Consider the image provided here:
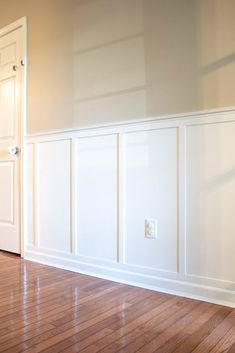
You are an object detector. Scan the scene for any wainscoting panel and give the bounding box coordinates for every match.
[24,109,235,307]
[74,135,118,262]
[0,162,14,224]
[124,128,178,272]
[24,144,34,247]
[35,140,71,253]
[186,121,235,283]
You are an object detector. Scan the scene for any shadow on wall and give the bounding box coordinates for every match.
[143,0,200,117]
[72,0,147,126]
[197,0,235,109]
[201,53,235,75]
[71,0,235,127]
[1,0,230,132]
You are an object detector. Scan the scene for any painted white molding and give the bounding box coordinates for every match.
[24,250,235,308]
[0,17,27,38]
[24,109,235,307]
[26,106,235,142]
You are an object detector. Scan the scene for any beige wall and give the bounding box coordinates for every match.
[0,0,234,133]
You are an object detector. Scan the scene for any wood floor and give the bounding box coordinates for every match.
[0,252,234,353]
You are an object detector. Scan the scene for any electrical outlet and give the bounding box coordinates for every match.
[145,219,158,239]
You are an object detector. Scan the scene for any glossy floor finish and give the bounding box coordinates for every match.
[0,252,235,353]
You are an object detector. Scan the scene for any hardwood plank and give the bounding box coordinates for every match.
[116,302,218,353]
[0,251,234,353]
[168,306,232,353]
[191,310,235,353]
[60,297,191,353]
[209,326,235,353]
[24,294,170,353]
[3,291,165,352]
[227,343,235,353]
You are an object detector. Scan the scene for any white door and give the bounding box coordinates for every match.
[0,26,24,254]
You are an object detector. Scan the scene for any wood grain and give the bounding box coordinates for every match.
[0,251,234,353]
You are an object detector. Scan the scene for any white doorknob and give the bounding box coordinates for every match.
[8,146,20,155]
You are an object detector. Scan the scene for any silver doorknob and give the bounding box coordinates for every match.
[13,65,18,71]
[8,146,20,155]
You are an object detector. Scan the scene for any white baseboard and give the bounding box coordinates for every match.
[24,250,235,308]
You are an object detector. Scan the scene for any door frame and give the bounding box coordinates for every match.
[0,17,28,256]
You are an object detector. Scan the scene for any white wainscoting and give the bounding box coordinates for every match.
[75,135,118,262]
[24,109,235,307]
[123,128,178,272]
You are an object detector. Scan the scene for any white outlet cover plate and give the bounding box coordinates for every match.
[145,219,158,239]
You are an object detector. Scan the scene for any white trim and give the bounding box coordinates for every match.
[0,17,26,38]
[178,125,186,275]
[33,143,39,248]
[24,250,235,308]
[25,107,235,143]
[24,244,235,290]
[117,133,125,264]
[26,106,235,136]
[71,139,77,255]
[176,127,180,273]
[20,17,28,257]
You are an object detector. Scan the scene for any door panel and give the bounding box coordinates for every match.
[0,32,18,67]
[0,43,16,66]
[0,77,15,138]
[0,162,14,223]
[0,26,23,254]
